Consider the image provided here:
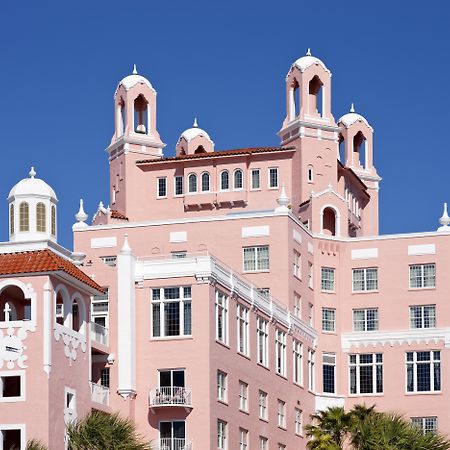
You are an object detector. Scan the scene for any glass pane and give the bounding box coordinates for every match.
[160,371,171,387]
[184,302,192,335]
[173,370,185,387]
[152,304,161,337]
[164,302,180,336]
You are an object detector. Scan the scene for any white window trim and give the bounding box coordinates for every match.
[293,339,303,386]
[187,173,197,193]
[257,317,269,368]
[258,390,268,421]
[352,308,379,332]
[0,370,25,403]
[233,169,244,191]
[173,176,184,197]
[349,353,383,396]
[409,305,436,329]
[295,408,303,436]
[220,170,230,191]
[242,245,270,272]
[321,308,336,333]
[275,329,287,377]
[0,424,26,450]
[217,371,227,403]
[321,267,335,292]
[238,381,248,412]
[307,165,314,183]
[405,350,441,394]
[268,167,279,189]
[409,263,436,290]
[215,291,229,345]
[277,399,286,428]
[156,177,167,198]
[200,171,211,192]
[352,267,379,292]
[250,168,261,191]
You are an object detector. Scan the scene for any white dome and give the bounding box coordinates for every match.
[178,118,213,144]
[8,168,57,201]
[339,106,372,130]
[292,50,330,74]
[115,65,155,96]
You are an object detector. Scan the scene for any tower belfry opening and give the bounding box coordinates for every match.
[353,131,367,169]
[134,94,148,134]
[309,75,323,116]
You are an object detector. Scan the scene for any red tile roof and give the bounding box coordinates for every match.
[136,146,295,165]
[0,249,103,292]
[110,210,129,221]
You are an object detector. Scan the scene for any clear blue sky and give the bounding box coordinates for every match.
[0,1,449,249]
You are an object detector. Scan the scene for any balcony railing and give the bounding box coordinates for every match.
[90,321,109,346]
[153,438,192,450]
[90,382,109,406]
[149,387,192,408]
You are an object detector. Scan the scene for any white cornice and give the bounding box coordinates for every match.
[0,239,72,258]
[310,185,346,203]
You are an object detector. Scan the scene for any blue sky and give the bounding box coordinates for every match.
[0,1,449,248]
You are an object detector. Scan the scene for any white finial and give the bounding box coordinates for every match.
[350,103,355,113]
[75,199,88,223]
[120,233,132,254]
[29,167,36,178]
[132,64,137,75]
[193,117,198,128]
[306,48,311,56]
[275,182,290,213]
[438,202,450,232]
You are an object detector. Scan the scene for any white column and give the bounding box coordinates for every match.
[43,281,52,376]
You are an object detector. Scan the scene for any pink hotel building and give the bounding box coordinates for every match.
[1,51,450,449]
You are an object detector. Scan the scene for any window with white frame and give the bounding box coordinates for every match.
[215,291,228,344]
[188,173,197,193]
[349,353,383,394]
[151,287,192,337]
[352,268,378,292]
[239,428,248,450]
[322,308,336,332]
[307,165,314,183]
[217,371,227,402]
[411,417,438,435]
[0,426,24,450]
[91,289,109,331]
[259,390,268,420]
[237,304,249,356]
[243,246,269,271]
[308,262,314,288]
[269,167,279,188]
[278,444,286,450]
[239,381,248,412]
[410,305,436,329]
[220,170,230,190]
[406,351,441,392]
[323,353,336,394]
[234,169,244,190]
[308,349,315,391]
[251,169,261,189]
[294,293,301,319]
[174,176,183,196]
[201,172,210,192]
[217,420,227,450]
[295,408,303,435]
[275,329,287,376]
[293,339,303,386]
[308,303,314,326]
[100,368,110,388]
[257,317,269,367]
[277,400,286,428]
[171,251,187,259]
[321,267,335,291]
[293,250,301,278]
[409,264,436,289]
[157,177,167,198]
[0,371,25,402]
[352,308,378,332]
[64,387,77,423]
[259,436,268,450]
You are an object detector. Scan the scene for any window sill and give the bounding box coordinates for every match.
[259,417,269,423]
[276,373,288,381]
[295,433,304,438]
[268,187,279,190]
[408,287,436,291]
[348,393,384,397]
[321,331,337,335]
[215,340,230,349]
[293,381,304,389]
[243,270,270,274]
[156,196,168,200]
[405,391,441,396]
[352,290,379,294]
[237,351,251,361]
[239,409,250,415]
[278,425,287,431]
[217,399,228,406]
[321,290,336,294]
[150,336,193,341]
[250,188,261,192]
[257,362,270,371]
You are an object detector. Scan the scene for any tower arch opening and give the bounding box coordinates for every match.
[322,206,338,236]
[0,285,30,322]
[308,75,324,117]
[134,94,149,134]
[353,131,367,169]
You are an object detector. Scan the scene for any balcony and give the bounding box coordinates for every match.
[90,382,109,406]
[149,387,193,412]
[91,322,109,346]
[152,438,192,450]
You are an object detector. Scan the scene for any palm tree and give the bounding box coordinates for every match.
[25,440,47,450]
[67,410,151,450]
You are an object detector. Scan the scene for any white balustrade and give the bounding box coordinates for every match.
[90,382,109,406]
[90,321,109,346]
[149,386,192,407]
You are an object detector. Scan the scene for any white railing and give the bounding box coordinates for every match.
[155,438,192,450]
[90,382,109,406]
[90,322,109,346]
[149,387,192,407]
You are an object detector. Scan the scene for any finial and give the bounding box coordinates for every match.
[120,233,132,254]
[350,103,355,113]
[29,167,36,178]
[275,182,290,213]
[132,64,137,75]
[306,48,311,56]
[193,117,198,128]
[438,202,450,232]
[75,199,88,223]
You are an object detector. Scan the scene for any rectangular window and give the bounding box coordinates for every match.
[157,177,167,198]
[91,288,109,338]
[237,304,249,356]
[239,381,248,412]
[151,287,192,338]
[174,176,184,196]
[323,353,336,394]
[277,400,286,428]
[100,368,110,388]
[294,293,301,319]
[275,329,287,377]
[353,308,379,332]
[349,353,383,394]
[0,427,24,450]
[217,371,227,402]
[217,420,227,450]
[308,262,314,288]
[257,317,269,367]
[215,291,228,345]
[322,308,336,332]
[243,246,269,271]
[321,267,335,291]
[409,264,436,289]
[171,251,187,259]
[295,408,303,436]
[259,390,268,420]
[352,268,378,291]
[293,250,301,278]
[269,167,279,188]
[406,351,441,392]
[259,436,268,450]
[308,349,315,391]
[239,428,248,450]
[410,305,436,329]
[308,303,313,326]
[0,371,24,402]
[251,169,261,189]
[293,339,303,386]
[411,417,438,435]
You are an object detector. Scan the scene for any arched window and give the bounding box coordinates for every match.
[36,202,46,232]
[307,165,314,183]
[220,171,229,190]
[19,202,29,232]
[188,174,197,193]
[134,94,148,134]
[201,172,210,192]
[353,131,366,169]
[51,206,56,236]
[322,207,337,236]
[9,204,14,235]
[309,76,323,116]
[234,169,243,190]
[0,285,30,322]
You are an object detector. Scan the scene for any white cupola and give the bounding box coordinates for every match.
[176,118,215,156]
[7,167,58,243]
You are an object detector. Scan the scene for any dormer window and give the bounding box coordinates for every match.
[19,202,29,232]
